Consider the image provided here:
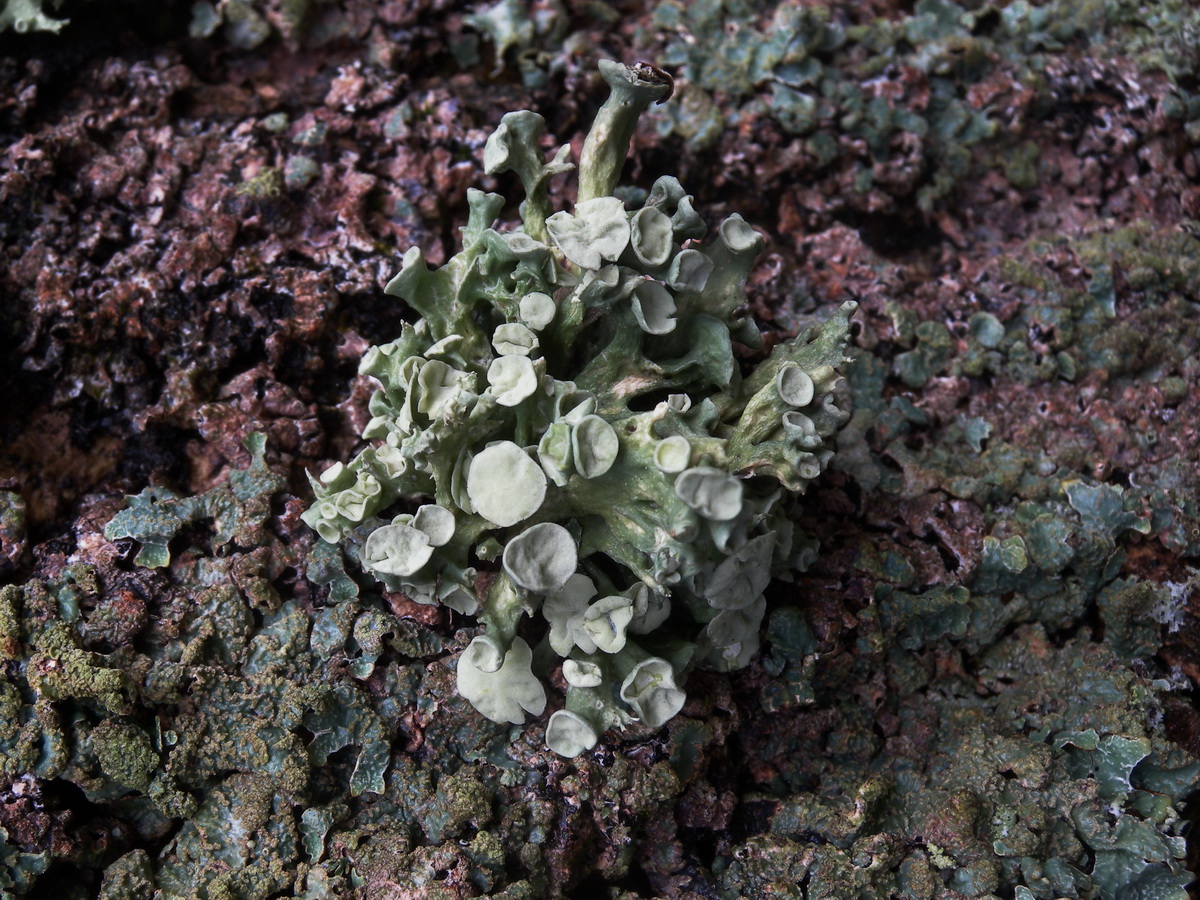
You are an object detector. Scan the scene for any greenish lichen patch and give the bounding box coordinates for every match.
[103,433,285,569]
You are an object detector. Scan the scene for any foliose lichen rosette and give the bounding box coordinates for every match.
[303,61,857,757]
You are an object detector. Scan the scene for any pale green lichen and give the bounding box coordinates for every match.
[303,60,856,756]
[0,0,68,34]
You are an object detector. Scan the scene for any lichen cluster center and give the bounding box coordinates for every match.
[303,60,856,756]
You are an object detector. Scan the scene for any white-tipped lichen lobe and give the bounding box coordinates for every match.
[303,61,855,756]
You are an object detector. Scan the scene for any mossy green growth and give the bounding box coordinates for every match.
[90,719,158,791]
[303,61,857,756]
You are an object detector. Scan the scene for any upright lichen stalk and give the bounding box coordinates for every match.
[577,60,672,203]
[302,61,857,756]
